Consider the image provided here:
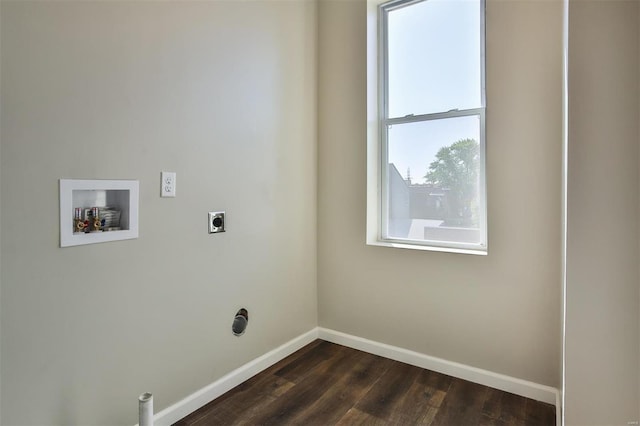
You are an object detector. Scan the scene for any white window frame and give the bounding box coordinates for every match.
[366,0,488,255]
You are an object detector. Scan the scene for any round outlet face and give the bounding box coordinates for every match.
[208,211,225,233]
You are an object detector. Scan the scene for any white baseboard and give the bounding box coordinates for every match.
[150,327,561,426]
[318,327,560,407]
[152,328,319,426]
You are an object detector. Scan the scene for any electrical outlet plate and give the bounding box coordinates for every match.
[161,172,176,197]
[208,211,225,233]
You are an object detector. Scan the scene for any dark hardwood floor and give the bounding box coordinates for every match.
[174,340,556,426]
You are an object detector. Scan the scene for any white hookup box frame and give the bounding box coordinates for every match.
[59,179,139,247]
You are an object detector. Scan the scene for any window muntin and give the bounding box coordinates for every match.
[378,0,486,252]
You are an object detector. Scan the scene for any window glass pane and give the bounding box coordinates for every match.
[386,116,482,245]
[387,0,482,118]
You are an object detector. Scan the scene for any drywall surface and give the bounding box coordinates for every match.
[565,0,640,424]
[0,1,317,424]
[318,0,563,388]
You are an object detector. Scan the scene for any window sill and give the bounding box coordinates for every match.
[366,239,488,256]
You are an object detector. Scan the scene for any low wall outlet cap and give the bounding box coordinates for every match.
[232,308,248,336]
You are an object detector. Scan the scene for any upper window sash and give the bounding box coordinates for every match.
[379,0,486,120]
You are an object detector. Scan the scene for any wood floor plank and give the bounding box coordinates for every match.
[497,392,527,424]
[524,398,556,425]
[432,378,489,425]
[482,387,503,419]
[414,369,452,407]
[478,414,510,426]
[445,378,490,408]
[482,388,527,424]
[335,408,387,426]
[386,369,449,425]
[387,382,442,425]
[432,402,484,426]
[355,360,423,421]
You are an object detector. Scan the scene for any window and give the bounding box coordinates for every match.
[367,0,487,254]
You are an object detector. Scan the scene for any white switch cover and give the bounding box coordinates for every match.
[161,172,176,197]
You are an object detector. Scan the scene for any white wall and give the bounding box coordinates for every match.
[0,1,317,424]
[565,0,640,424]
[318,0,563,388]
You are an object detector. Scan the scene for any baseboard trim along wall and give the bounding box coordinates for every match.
[149,327,560,426]
[150,329,319,426]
